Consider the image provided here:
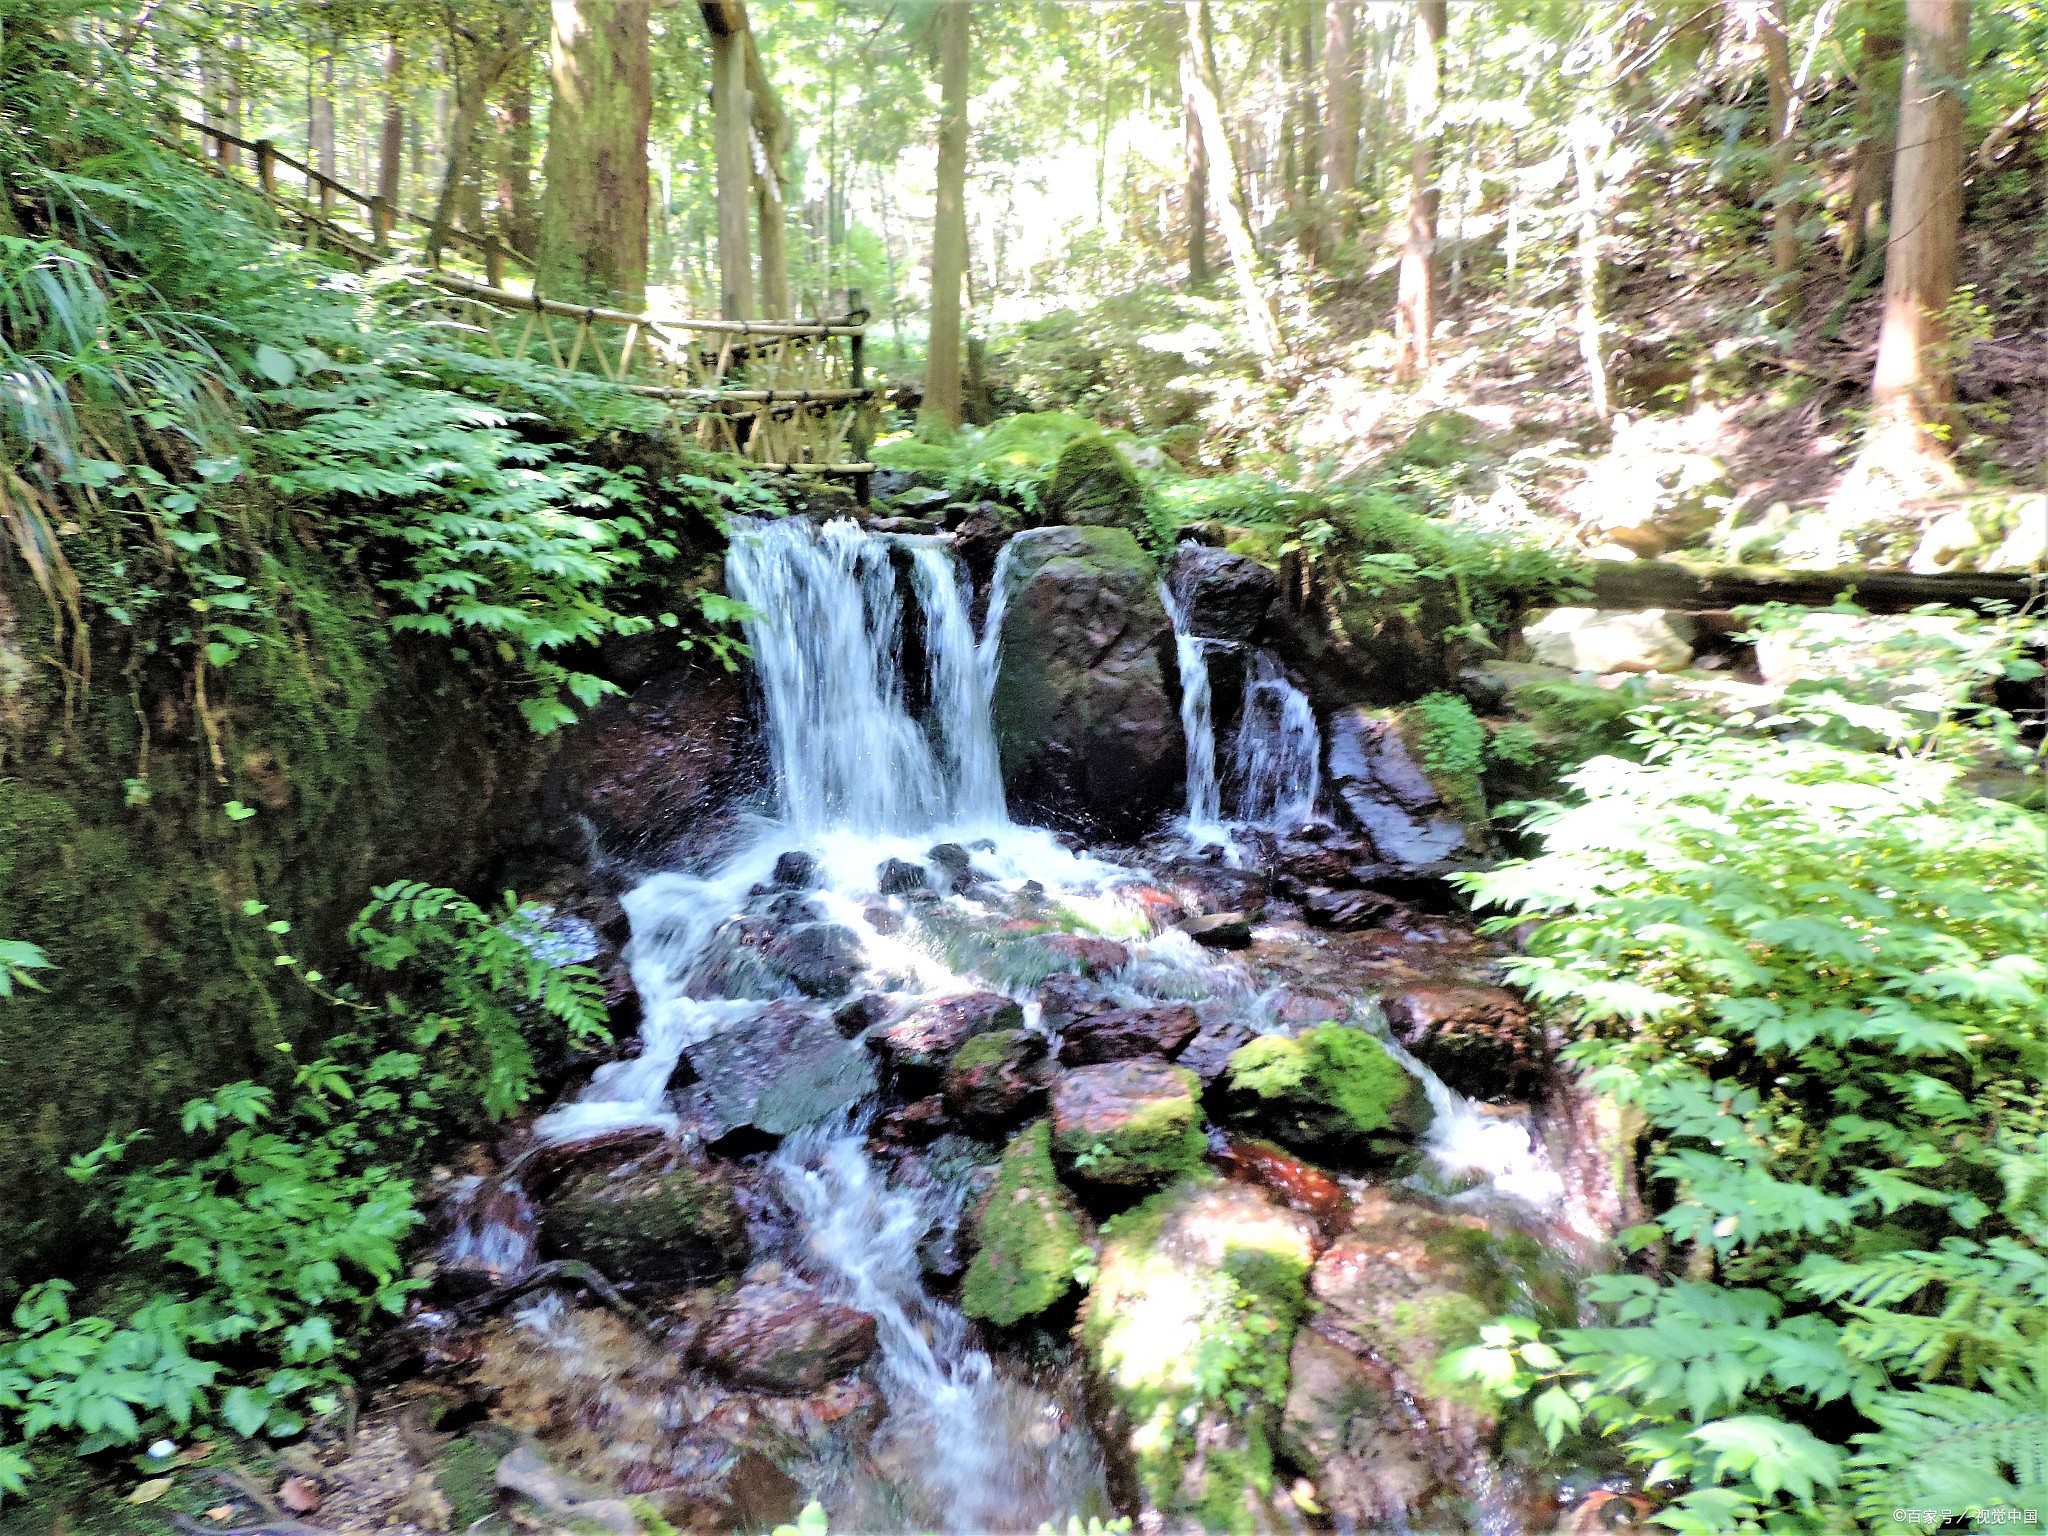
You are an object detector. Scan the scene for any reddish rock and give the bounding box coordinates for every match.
[1049,1059,1206,1189]
[1176,1017,1255,1084]
[1036,973,1114,1028]
[1035,933,1131,977]
[873,1095,953,1147]
[1058,1004,1200,1066]
[1213,1135,1347,1229]
[694,1274,879,1393]
[1303,888,1405,931]
[942,1029,1052,1131]
[873,991,1023,1073]
[1384,985,1538,1102]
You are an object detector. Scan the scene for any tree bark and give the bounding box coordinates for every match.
[1185,91,1210,287]
[1394,0,1445,380]
[922,0,971,431]
[1857,0,1969,482]
[1842,0,1904,269]
[1570,114,1612,422]
[499,52,536,256]
[426,8,531,269]
[1759,0,1801,302]
[376,42,404,241]
[704,1,754,319]
[1319,0,1359,251]
[745,24,793,318]
[536,0,651,308]
[1183,0,1282,368]
[309,35,336,181]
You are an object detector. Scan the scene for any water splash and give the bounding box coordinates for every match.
[1231,651,1320,830]
[1160,577,1227,838]
[908,541,1006,825]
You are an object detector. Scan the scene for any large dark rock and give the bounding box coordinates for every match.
[1219,1023,1432,1165]
[943,1028,1052,1131]
[873,991,1023,1074]
[1058,1004,1200,1066]
[1166,544,1278,642]
[1037,973,1115,1029]
[546,666,762,856]
[765,923,865,999]
[694,1271,879,1393]
[1033,933,1130,977]
[1384,985,1539,1103]
[1326,706,1490,873]
[989,526,1183,838]
[542,1153,750,1287]
[680,1002,877,1140]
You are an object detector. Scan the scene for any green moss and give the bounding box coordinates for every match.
[1223,1024,1430,1160]
[961,1120,1089,1327]
[1052,1064,1207,1189]
[1046,434,1145,528]
[951,1027,1025,1074]
[436,1434,506,1528]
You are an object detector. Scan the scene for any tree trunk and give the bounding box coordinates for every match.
[1842,0,1904,269]
[538,0,652,309]
[500,53,535,256]
[922,0,971,431]
[704,2,754,319]
[376,42,404,241]
[1183,0,1282,368]
[1570,115,1611,421]
[1856,0,1969,484]
[1394,0,1445,379]
[1185,91,1210,287]
[425,80,486,264]
[1759,0,1801,305]
[1319,0,1359,251]
[745,24,793,319]
[309,37,336,181]
[1297,12,1320,260]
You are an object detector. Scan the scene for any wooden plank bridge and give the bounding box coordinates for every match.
[167,114,878,494]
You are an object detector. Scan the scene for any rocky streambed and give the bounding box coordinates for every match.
[309,513,1640,1535]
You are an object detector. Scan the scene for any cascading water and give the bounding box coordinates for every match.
[1231,651,1321,830]
[1161,580,1225,835]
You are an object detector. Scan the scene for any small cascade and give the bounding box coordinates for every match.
[977,538,1019,693]
[1160,579,1226,834]
[1231,650,1321,830]
[909,542,1006,824]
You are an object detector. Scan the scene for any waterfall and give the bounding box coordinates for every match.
[1231,651,1320,830]
[909,542,1006,825]
[1160,580,1225,834]
[977,538,1018,694]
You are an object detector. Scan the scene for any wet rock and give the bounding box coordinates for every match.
[1213,1134,1347,1229]
[546,667,762,856]
[771,851,818,889]
[1524,607,1696,674]
[866,515,940,536]
[761,890,824,926]
[831,991,906,1039]
[1303,887,1405,931]
[1385,985,1539,1103]
[764,922,865,999]
[1037,973,1115,1029]
[1326,706,1490,873]
[1178,913,1252,949]
[876,857,929,895]
[1280,1327,1445,1528]
[1219,1023,1432,1165]
[436,1172,540,1297]
[1033,932,1131,977]
[1050,1059,1207,1191]
[542,1155,749,1288]
[1307,1188,1576,1453]
[943,1028,1052,1131]
[960,1121,1089,1327]
[682,1002,878,1140]
[989,525,1183,839]
[926,842,972,876]
[863,902,902,935]
[496,1442,638,1536]
[1166,544,1279,642]
[1080,1178,1317,1528]
[874,991,1023,1074]
[1271,832,1384,896]
[1175,1017,1255,1085]
[694,1273,879,1393]
[1058,1004,1200,1066]
[872,1095,953,1149]
[1045,434,1145,528]
[879,480,950,513]
[951,502,1015,581]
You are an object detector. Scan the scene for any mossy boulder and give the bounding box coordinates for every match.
[1045,434,1145,528]
[1079,1177,1318,1533]
[943,1026,1051,1131]
[1050,1058,1208,1191]
[1221,1024,1432,1164]
[543,1158,751,1287]
[989,525,1181,838]
[960,1120,1089,1327]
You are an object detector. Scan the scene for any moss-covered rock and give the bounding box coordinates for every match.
[1045,434,1145,528]
[1221,1024,1432,1164]
[1050,1058,1208,1191]
[943,1027,1051,1131]
[542,1158,751,1287]
[960,1120,1089,1327]
[1079,1177,1318,1533]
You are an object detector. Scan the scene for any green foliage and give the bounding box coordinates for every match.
[1050,1065,1206,1189]
[1453,697,2048,1531]
[1405,692,1489,821]
[873,411,1100,514]
[0,944,49,1001]
[346,881,608,1125]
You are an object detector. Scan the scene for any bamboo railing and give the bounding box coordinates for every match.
[167,113,878,488]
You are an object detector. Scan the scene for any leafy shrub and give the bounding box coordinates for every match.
[873,410,1101,514]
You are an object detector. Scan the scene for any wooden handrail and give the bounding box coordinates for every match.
[428,271,864,338]
[1587,558,2044,615]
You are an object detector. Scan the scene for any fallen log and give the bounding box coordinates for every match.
[1588,559,2042,615]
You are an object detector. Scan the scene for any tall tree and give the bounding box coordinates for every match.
[375,40,404,243]
[537,0,652,308]
[1182,0,1281,368]
[1842,0,1905,269]
[497,51,536,255]
[703,0,754,318]
[922,0,971,430]
[425,2,534,268]
[309,32,337,181]
[1856,0,1970,484]
[1758,0,1800,302]
[745,26,793,318]
[1184,91,1210,287]
[1318,0,1359,253]
[1394,0,1445,379]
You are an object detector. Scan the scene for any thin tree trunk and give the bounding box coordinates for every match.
[922,0,971,431]
[1857,0,1969,482]
[745,23,793,319]
[1570,115,1611,422]
[1394,0,1445,379]
[425,81,485,264]
[1319,0,1358,252]
[500,53,535,255]
[1842,0,1904,269]
[376,42,404,241]
[1185,92,1211,287]
[537,0,652,308]
[1759,0,1801,306]
[1297,11,1320,260]
[1183,0,1281,368]
[309,36,336,180]
[705,2,754,319]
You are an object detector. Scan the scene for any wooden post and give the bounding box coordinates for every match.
[318,175,335,219]
[372,195,394,249]
[847,286,871,505]
[486,236,505,288]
